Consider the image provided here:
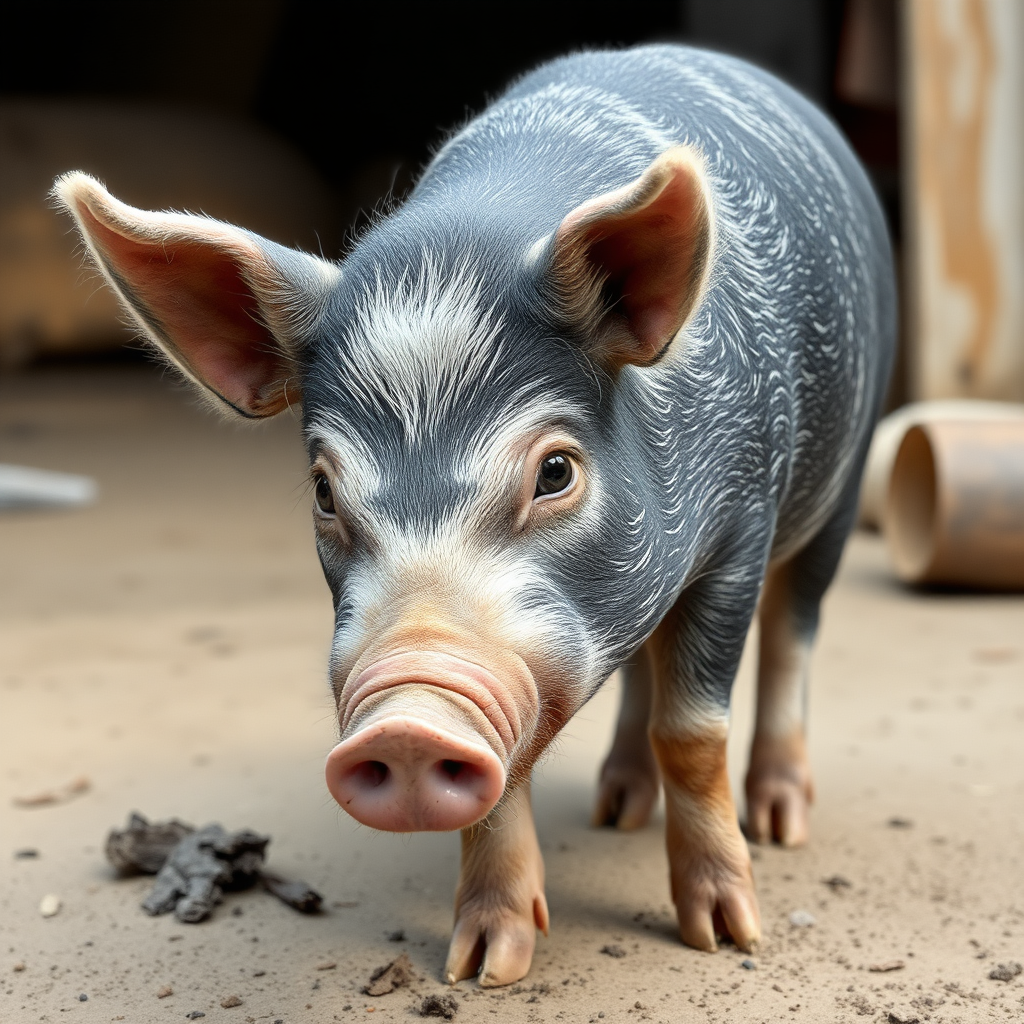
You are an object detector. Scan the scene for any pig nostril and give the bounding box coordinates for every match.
[438,758,482,785]
[354,760,389,788]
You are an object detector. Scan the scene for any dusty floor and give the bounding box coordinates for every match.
[1,364,1023,1024]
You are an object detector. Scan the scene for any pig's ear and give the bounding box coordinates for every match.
[546,146,713,371]
[53,172,341,418]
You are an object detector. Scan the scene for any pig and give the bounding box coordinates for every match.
[56,44,895,987]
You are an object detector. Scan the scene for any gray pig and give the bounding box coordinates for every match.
[57,44,894,987]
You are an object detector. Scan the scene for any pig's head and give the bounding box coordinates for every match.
[54,146,712,832]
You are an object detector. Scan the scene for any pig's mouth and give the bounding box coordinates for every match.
[325,652,528,832]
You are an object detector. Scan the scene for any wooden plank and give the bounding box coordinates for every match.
[903,0,1024,400]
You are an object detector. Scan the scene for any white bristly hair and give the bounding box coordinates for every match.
[330,253,508,444]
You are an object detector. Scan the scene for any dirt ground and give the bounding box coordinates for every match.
[2,363,1022,1024]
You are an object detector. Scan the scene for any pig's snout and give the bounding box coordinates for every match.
[326,653,526,833]
[325,714,505,832]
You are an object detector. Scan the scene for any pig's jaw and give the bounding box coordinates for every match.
[325,650,536,832]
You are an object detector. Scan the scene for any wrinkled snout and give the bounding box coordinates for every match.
[325,653,521,832]
[325,713,505,832]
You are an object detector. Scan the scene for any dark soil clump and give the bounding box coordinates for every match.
[419,993,459,1019]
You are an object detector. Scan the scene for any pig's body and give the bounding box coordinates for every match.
[58,44,894,989]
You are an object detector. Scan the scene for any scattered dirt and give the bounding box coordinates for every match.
[14,847,39,859]
[4,369,1023,1023]
[887,817,914,829]
[364,953,414,996]
[419,992,459,1019]
[13,775,90,808]
[989,961,1022,982]
[599,944,626,958]
[822,873,852,891]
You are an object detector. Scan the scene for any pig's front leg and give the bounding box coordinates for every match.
[648,574,762,953]
[445,782,549,988]
[593,647,660,829]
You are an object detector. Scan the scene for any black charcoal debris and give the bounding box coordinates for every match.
[261,872,323,913]
[106,813,194,874]
[141,824,268,923]
[104,813,323,921]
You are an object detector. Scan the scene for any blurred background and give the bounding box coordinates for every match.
[2,0,904,374]
[3,0,1023,404]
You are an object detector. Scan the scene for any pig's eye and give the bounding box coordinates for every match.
[534,452,574,498]
[313,473,336,516]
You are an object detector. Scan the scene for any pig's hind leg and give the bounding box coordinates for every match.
[745,491,862,847]
[446,782,549,988]
[647,568,765,953]
[593,646,661,830]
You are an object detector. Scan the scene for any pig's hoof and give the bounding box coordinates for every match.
[445,892,549,988]
[672,857,761,954]
[592,756,659,830]
[744,739,814,847]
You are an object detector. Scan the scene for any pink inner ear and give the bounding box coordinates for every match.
[558,150,711,366]
[76,203,292,417]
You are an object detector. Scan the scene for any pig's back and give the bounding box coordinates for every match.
[415,46,896,557]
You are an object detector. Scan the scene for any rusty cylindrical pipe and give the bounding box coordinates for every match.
[884,420,1024,588]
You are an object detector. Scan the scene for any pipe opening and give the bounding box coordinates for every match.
[886,425,937,582]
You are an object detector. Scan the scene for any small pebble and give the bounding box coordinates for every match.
[252,970,266,977]
[387,929,405,942]
[740,958,756,970]
[157,985,173,998]
[185,1013,206,1020]
[220,994,243,1008]
[13,962,26,972]
[869,960,905,973]
[39,894,61,918]
[599,944,626,958]
[788,909,816,927]
[316,960,337,971]
[887,817,913,829]
[78,993,88,1002]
